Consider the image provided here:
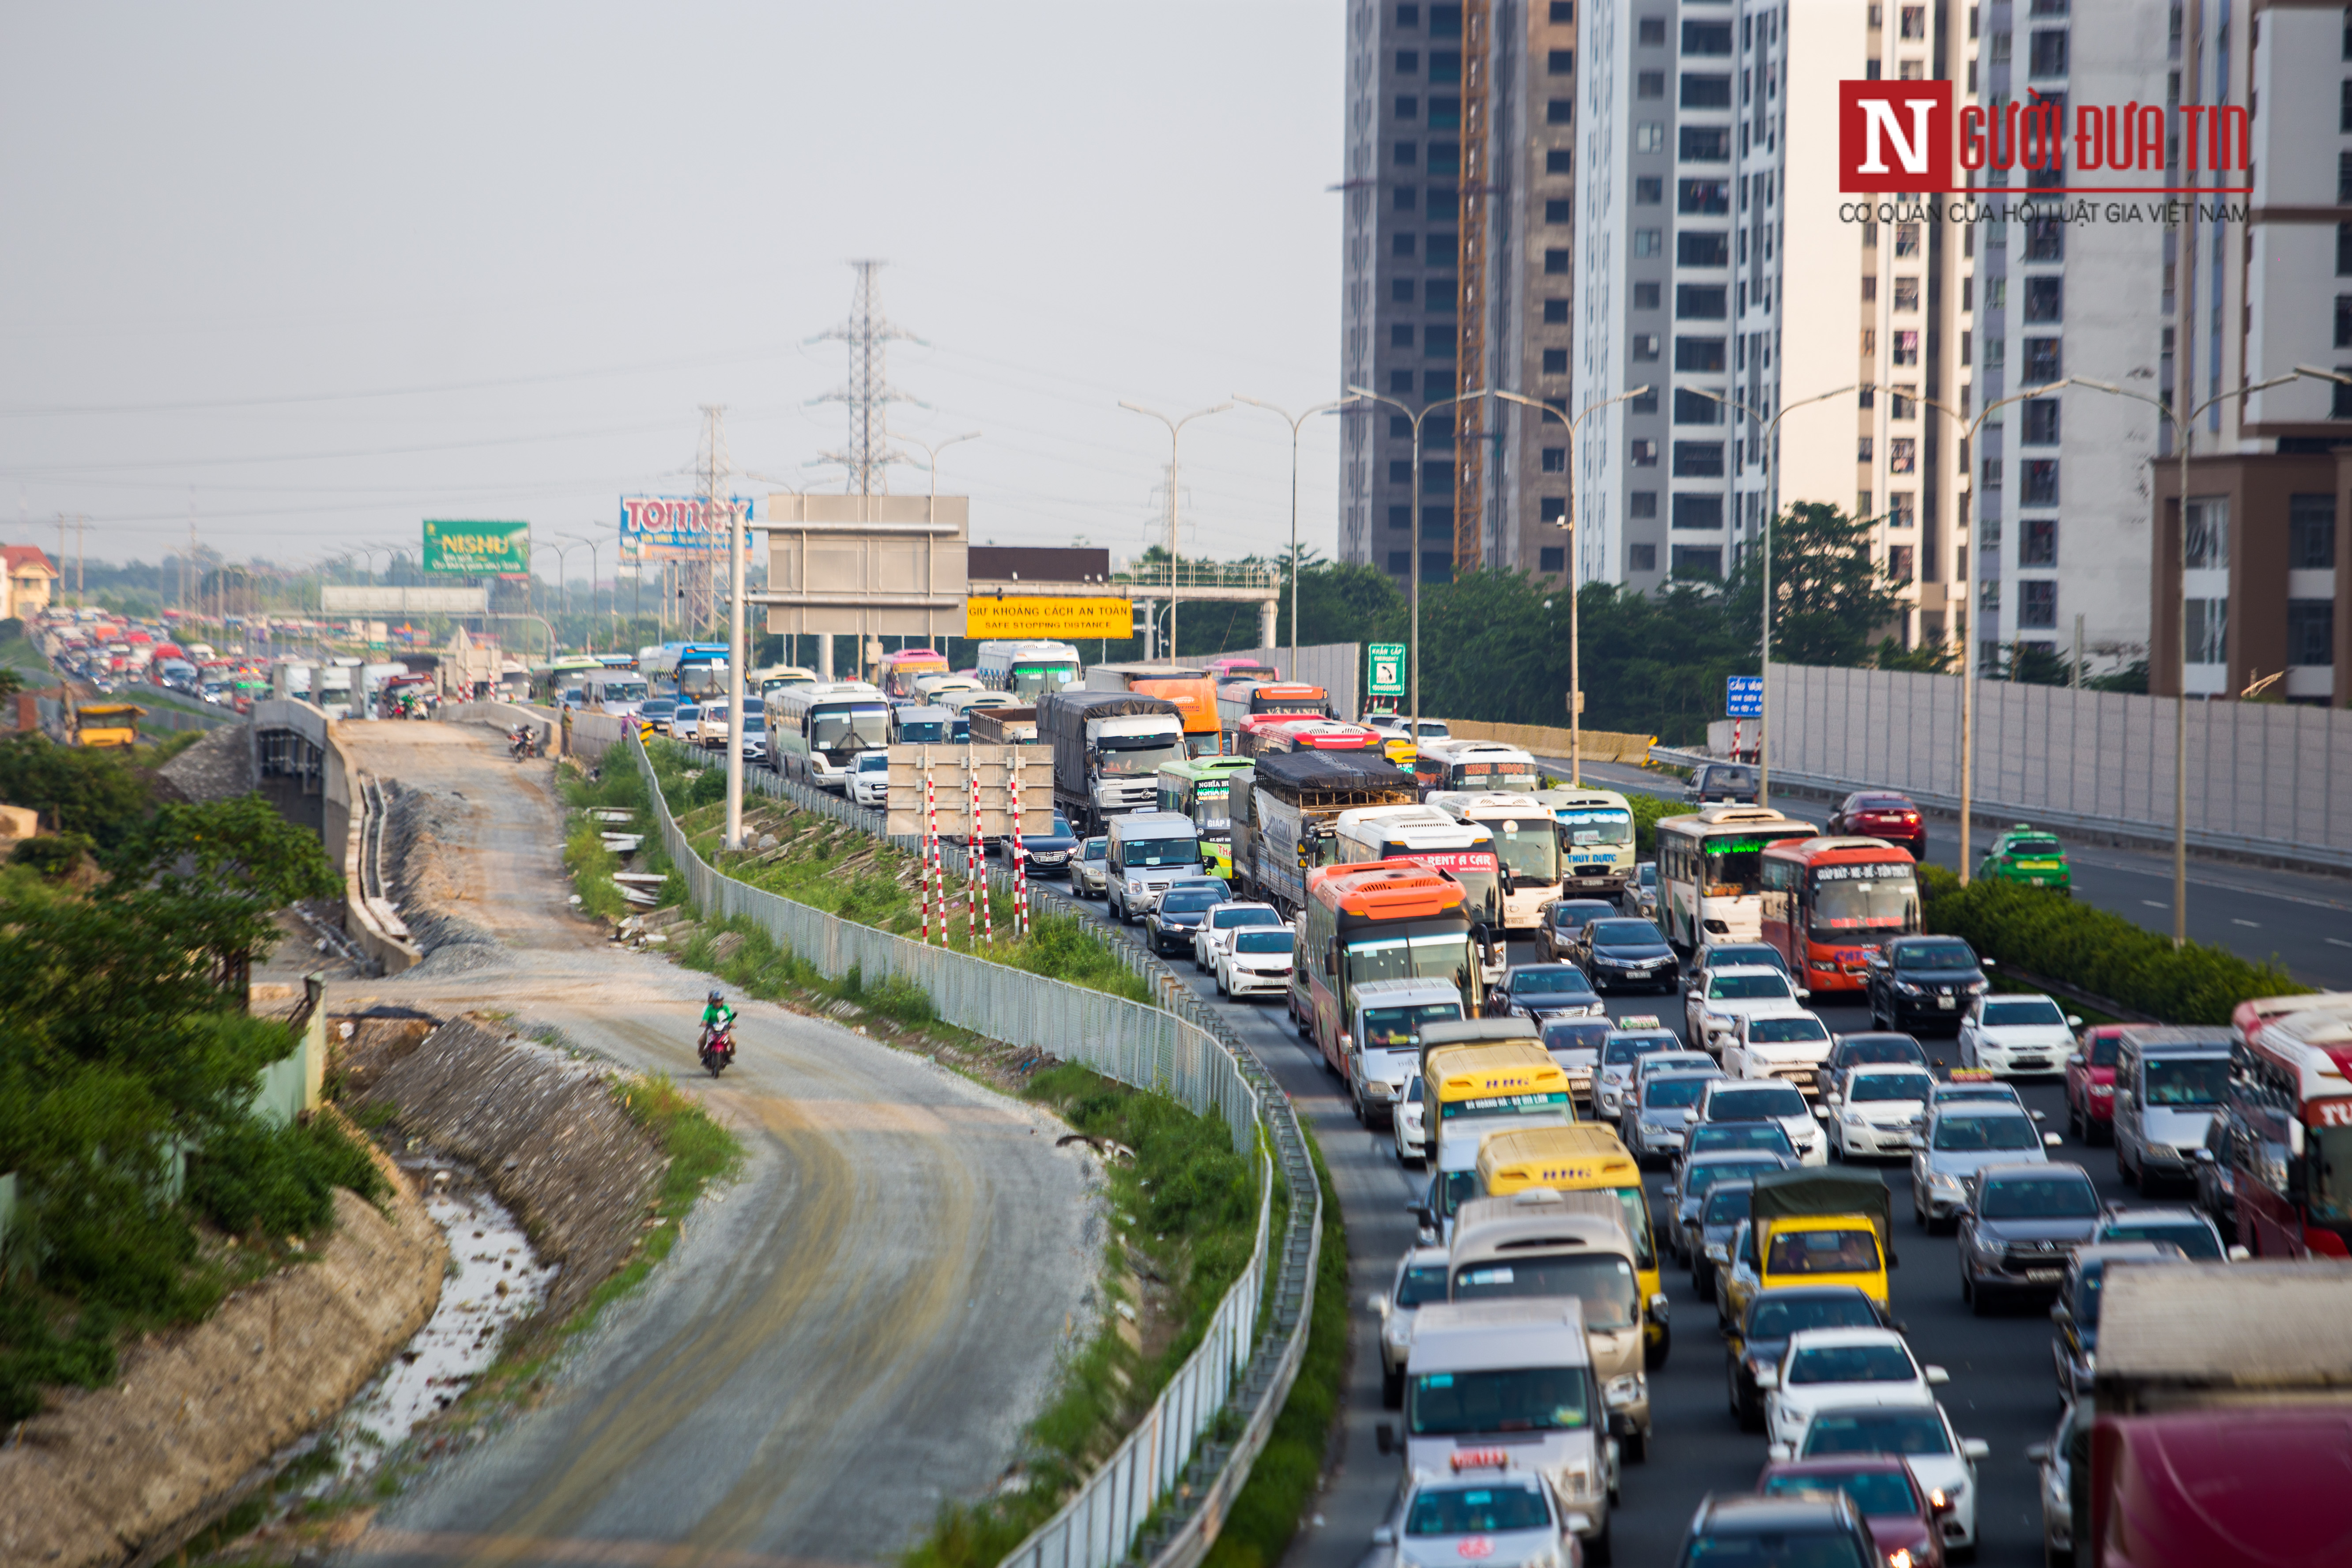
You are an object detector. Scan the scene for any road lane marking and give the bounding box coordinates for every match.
[2141,901,2170,909]
[2330,939,2352,950]
[2233,919,2262,928]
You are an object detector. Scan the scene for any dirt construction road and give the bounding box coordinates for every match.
[331,722,1097,1566]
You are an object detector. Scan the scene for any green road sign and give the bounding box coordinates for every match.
[422,520,529,575]
[1368,641,1406,697]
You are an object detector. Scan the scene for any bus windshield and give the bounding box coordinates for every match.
[1809,864,1919,935]
[1700,834,1802,898]
[1346,924,1478,997]
[1560,809,1633,847]
[1484,819,1560,882]
[1360,1002,1466,1048]
[897,720,946,743]
[1451,1254,1639,1330]
[810,704,891,753]
[1010,662,1080,698]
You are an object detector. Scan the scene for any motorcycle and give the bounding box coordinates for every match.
[509,726,539,761]
[698,1020,736,1078]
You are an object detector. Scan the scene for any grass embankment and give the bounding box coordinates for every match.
[905,1063,1261,1568]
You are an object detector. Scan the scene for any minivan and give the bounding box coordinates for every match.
[2111,1025,2233,1193]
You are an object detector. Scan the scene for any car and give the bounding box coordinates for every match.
[1570,916,1680,993]
[1911,1106,2061,1231]
[1695,1076,1828,1167]
[1956,1161,2104,1313]
[2026,1403,2084,1567]
[1371,1244,1450,1407]
[1978,822,2071,892]
[1863,935,1988,1034]
[1824,792,1927,860]
[1538,1015,1613,1108]
[1665,1151,1794,1265]
[1674,1492,1882,1568]
[670,702,705,744]
[1723,1011,1836,1097]
[1760,1327,1951,1451]
[1618,860,1660,920]
[2091,1202,2231,1262]
[1491,962,1606,1023]
[1755,1455,1952,1568]
[1534,897,1621,963]
[1593,1021,1682,1121]
[1686,964,1813,1055]
[1823,1064,1936,1161]
[1002,812,1079,878]
[2049,1241,2186,1402]
[2064,1023,2128,1143]
[1193,900,1283,973]
[638,696,679,733]
[1621,1067,1725,1164]
[1684,761,1760,805]
[1372,1463,1578,1568]
[1957,993,2081,1078]
[1142,881,1229,957]
[1818,1032,1931,1104]
[1216,924,1295,999]
[1392,1074,1429,1165]
[2111,1026,2232,1194]
[1928,1075,2030,1112]
[1772,1403,1990,1556]
[1689,1180,1756,1301]
[2192,1113,2238,1233]
[1723,1285,1891,1431]
[1681,1120,1800,1165]
[848,749,890,807]
[1070,835,1110,898]
[1693,939,1791,977]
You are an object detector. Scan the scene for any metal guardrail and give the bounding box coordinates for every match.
[633,741,1323,1568]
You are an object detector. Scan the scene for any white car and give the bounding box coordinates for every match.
[1759,1327,1952,1450]
[1593,1020,1680,1122]
[1722,1010,1835,1096]
[1193,901,1282,973]
[1958,993,2083,1078]
[1370,1464,1575,1568]
[697,700,733,750]
[1371,1244,1450,1407]
[1217,924,1295,999]
[1393,1074,1429,1165]
[1695,1077,1828,1166]
[1772,1400,1990,1554]
[670,704,705,745]
[1826,1064,1937,1160]
[848,749,890,807]
[1686,964,1813,1056]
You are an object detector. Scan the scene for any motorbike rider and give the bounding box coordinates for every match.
[698,988,737,1063]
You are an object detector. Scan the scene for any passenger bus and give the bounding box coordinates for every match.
[1157,754,1256,878]
[1235,714,1381,757]
[1476,1124,1665,1360]
[1331,806,1505,969]
[1086,663,1223,757]
[1653,804,1822,953]
[1533,787,1638,897]
[1215,679,1329,743]
[1425,1040,1575,1222]
[1300,859,1481,1078]
[1412,738,1541,795]
[1204,655,1280,684]
[530,655,607,707]
[1428,792,1562,933]
[644,642,731,701]
[752,665,819,699]
[976,639,1084,700]
[874,647,950,701]
[2226,1010,2352,1259]
[1756,836,1923,993]
[765,680,892,791]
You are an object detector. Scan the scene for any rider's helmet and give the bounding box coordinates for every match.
[708,989,723,1005]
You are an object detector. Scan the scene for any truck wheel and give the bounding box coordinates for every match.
[1588,1514,1613,1565]
[1381,1362,1403,1409]
[1624,1426,1649,1464]
[1645,1327,1670,1371]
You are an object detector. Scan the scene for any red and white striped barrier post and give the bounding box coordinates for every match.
[920,754,935,944]
[1010,765,1030,939]
[969,761,992,945]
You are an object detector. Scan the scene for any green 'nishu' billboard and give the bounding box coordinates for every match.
[422,520,529,575]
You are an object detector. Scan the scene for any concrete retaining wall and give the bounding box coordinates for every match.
[1442,717,1660,767]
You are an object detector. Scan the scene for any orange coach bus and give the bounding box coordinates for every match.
[1756,836,1922,994]
[1302,859,1481,1075]
[1239,715,1384,757]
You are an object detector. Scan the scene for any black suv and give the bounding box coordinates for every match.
[1723,1284,1890,1431]
[1684,762,1760,805]
[1864,935,1988,1033]
[1957,1162,2103,1315]
[1140,880,1230,957]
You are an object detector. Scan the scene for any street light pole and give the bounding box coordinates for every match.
[1345,385,1486,744]
[1233,396,1351,680]
[1119,401,1232,662]
[562,533,604,651]
[1484,387,1651,785]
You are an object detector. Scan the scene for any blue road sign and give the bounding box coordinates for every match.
[1726,675,1764,718]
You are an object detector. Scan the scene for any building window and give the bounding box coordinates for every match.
[2337,296,2352,349]
[2185,597,2228,664]
[1635,175,1665,204]
[2022,459,2059,504]
[2289,600,2337,666]
[1638,17,1666,45]
[1389,369,1415,392]
[1397,50,1421,73]
[1394,186,1418,210]
[1888,492,1916,528]
[1540,545,1567,573]
[1629,491,1659,518]
[1633,229,1663,257]
[1539,498,1568,523]
[1422,370,1452,398]
[2029,30,2069,76]
[1541,446,1567,472]
[1426,278,1457,311]
[1631,387,1658,413]
[1398,3,1421,24]
[2291,494,2339,569]
[1391,277,1415,303]
[1672,544,1725,577]
[2027,219,2066,260]
[1637,70,1667,98]
[1394,233,1418,256]
[1889,437,1918,474]
[1427,184,1459,218]
[2339,151,2352,203]
[1674,336,1727,371]
[1631,438,1660,467]
[1550,1,1575,21]
[1422,463,1455,497]
[1390,415,1413,439]
[1387,459,1415,484]
[1632,281,1662,309]
[1429,94,1462,128]
[1674,441,1726,476]
[1429,2,1460,34]
[1858,490,1875,516]
[1900,4,1928,38]
[1429,141,1462,174]
[1675,388,1725,424]
[1676,283,1728,319]
[1892,330,1920,366]
[1684,19,1733,53]
[1888,544,1916,583]
[1632,333,1663,361]
[2185,498,2230,569]
[1396,95,1420,120]
[1672,494,1725,529]
[1635,121,1665,152]
[1678,230,1730,266]
[1858,436,1876,463]
[2024,276,2063,322]
[1981,458,2003,490]
[1681,73,1733,108]
[1544,247,1571,273]
[1679,178,1732,214]
[1425,234,1452,261]
[1395,142,1419,168]
[1892,276,1921,312]
[1890,384,1917,419]
[1549,49,1575,74]
[1894,222,1922,257]
[1422,551,1453,580]
[2020,580,2059,628]
[1542,347,1569,373]
[1548,97,1575,123]
[1387,550,1412,574]
[2342,79,2352,133]
[2022,398,2061,445]
[1547,147,1574,174]
[1544,197,1572,223]
[1425,329,1455,358]
[1392,323,1416,348]
[1680,125,1731,162]
[2337,374,2352,420]
[1387,504,1413,529]
[1430,49,1462,82]
[2024,337,2063,381]
[2022,516,2058,565]
[1630,543,1658,571]
[1539,298,1568,326]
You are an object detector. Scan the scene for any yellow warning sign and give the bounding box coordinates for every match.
[963,596,1131,638]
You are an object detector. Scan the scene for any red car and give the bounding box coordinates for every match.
[1756,1455,1949,1567]
[1827,792,1926,859]
[2066,1023,2129,1143]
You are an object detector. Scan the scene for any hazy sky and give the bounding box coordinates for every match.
[0,3,1344,578]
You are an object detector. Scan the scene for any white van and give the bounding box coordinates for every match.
[1105,810,1208,923]
[1345,976,1466,1127]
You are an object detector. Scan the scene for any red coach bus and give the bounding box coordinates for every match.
[1252,719,1385,756]
[1756,836,1922,994]
[2227,1010,2352,1259]
[1301,859,1480,1074]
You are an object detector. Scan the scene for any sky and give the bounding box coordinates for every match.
[0,2,1346,580]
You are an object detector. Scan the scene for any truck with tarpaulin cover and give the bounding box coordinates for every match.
[1035,688,1186,834]
[1083,662,1224,756]
[1738,1166,1897,1319]
[1229,749,1419,915]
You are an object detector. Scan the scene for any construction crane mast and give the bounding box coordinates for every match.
[1451,0,1493,576]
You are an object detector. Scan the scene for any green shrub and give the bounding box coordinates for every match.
[563,823,627,922]
[186,1114,388,1239]
[11,833,93,880]
[0,1295,118,1425]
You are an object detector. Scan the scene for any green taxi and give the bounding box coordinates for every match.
[1979,823,2071,893]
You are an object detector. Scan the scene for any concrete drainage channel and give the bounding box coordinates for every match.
[628,748,1325,1568]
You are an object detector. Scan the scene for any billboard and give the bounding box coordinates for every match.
[964,596,1131,639]
[422,520,529,576]
[321,585,488,614]
[620,496,753,562]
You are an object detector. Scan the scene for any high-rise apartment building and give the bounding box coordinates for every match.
[1339,1,1585,590]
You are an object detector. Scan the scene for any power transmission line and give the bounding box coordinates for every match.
[809,260,923,494]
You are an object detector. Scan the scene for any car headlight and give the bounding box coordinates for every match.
[1706,1241,1729,1262]
[1545,1459,1600,1503]
[1127,878,1145,893]
[1895,980,1925,995]
[1843,1110,1867,1126]
[1928,1171,1965,1191]
[1706,1010,1735,1030]
[1604,1372,1646,1407]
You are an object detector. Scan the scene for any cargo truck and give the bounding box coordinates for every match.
[1228,749,1418,916]
[1084,662,1223,756]
[1035,689,1185,833]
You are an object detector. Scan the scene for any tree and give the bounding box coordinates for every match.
[108,795,342,1004]
[1998,641,2074,686]
[0,667,22,702]
[1274,554,1409,650]
[0,736,154,848]
[1726,503,1910,667]
[1872,636,1958,673]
